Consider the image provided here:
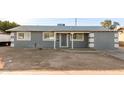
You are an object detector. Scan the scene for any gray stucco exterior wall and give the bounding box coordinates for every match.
[13,32,54,48]
[13,32,89,48]
[93,32,117,49]
[11,31,118,49]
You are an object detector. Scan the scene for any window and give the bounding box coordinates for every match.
[18,33,24,39]
[43,32,54,41]
[71,33,84,41]
[17,32,31,40]
[56,33,59,41]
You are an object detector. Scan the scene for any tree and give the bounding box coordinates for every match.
[101,20,112,29]
[101,20,120,30]
[0,20,19,33]
[110,22,120,30]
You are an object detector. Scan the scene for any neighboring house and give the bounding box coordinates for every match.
[0,31,10,45]
[118,27,124,46]
[6,24,119,49]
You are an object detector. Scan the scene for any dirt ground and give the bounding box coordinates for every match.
[0,47,124,71]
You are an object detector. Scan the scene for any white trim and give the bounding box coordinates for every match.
[54,32,56,49]
[17,32,24,40]
[89,33,94,37]
[71,33,74,49]
[114,38,119,43]
[67,34,69,47]
[17,32,31,41]
[114,44,119,48]
[59,34,61,47]
[59,33,68,48]
[114,33,118,37]
[10,42,14,47]
[89,38,94,42]
[70,39,84,41]
[89,33,95,48]
[56,32,90,33]
[89,43,94,48]
[42,32,55,41]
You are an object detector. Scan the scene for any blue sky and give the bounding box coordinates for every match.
[1,18,124,26]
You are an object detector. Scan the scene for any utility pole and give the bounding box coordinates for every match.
[75,18,77,26]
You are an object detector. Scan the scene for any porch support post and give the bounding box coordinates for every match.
[71,32,74,49]
[59,33,61,48]
[54,32,56,49]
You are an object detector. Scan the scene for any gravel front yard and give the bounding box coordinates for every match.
[0,47,124,70]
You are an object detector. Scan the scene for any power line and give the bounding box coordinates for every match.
[75,18,77,26]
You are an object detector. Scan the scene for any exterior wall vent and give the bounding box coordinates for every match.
[57,24,65,26]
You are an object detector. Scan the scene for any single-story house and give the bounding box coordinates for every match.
[6,24,119,49]
[117,27,124,46]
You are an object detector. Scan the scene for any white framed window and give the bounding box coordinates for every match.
[17,32,31,40]
[43,32,54,41]
[70,33,84,41]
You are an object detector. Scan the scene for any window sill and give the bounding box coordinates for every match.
[70,39,84,41]
[43,39,55,41]
[17,39,31,41]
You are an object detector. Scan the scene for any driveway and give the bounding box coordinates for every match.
[100,47,124,60]
[0,47,124,71]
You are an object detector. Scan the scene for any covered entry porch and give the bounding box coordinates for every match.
[53,32,90,49]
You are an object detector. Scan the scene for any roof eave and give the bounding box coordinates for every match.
[6,30,116,32]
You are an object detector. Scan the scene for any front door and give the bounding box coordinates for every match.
[60,33,68,47]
